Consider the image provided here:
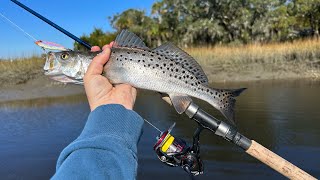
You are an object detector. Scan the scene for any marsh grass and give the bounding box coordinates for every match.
[186,38,320,82]
[0,39,319,85]
[0,56,45,85]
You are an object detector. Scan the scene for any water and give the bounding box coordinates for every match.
[0,80,319,179]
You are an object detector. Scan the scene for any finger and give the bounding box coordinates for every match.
[131,87,137,98]
[114,84,137,109]
[114,84,137,98]
[114,84,132,90]
[102,45,109,50]
[85,48,111,77]
[102,41,114,50]
[91,46,101,52]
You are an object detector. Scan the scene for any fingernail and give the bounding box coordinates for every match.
[97,50,106,56]
[103,48,111,54]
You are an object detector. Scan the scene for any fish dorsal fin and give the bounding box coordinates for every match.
[168,93,193,114]
[153,42,208,84]
[113,29,149,50]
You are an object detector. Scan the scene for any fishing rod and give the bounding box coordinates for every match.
[11,1,316,179]
[0,12,69,51]
[10,0,92,50]
[160,96,317,179]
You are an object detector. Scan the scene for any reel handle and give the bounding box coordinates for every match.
[246,140,316,180]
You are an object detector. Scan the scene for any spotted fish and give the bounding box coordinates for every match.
[44,30,246,124]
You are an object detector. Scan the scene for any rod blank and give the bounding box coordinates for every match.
[11,0,92,50]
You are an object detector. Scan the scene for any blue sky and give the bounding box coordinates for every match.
[0,0,155,59]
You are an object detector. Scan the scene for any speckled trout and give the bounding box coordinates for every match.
[44,30,245,124]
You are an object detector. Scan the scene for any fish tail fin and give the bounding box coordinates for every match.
[216,88,246,125]
[231,88,247,96]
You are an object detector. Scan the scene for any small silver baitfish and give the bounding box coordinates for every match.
[44,30,245,124]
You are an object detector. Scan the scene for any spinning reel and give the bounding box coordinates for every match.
[153,122,204,177]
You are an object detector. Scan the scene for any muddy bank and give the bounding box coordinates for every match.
[1,39,319,100]
[1,69,319,103]
[201,62,320,83]
[0,75,85,102]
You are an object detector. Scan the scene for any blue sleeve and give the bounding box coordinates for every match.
[51,104,144,180]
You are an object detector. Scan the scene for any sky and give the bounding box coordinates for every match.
[0,0,155,59]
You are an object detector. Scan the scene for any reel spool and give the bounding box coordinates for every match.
[153,123,203,176]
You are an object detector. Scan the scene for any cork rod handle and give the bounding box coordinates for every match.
[246,140,317,180]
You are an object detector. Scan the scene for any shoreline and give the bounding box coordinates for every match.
[0,72,319,103]
[0,75,85,103]
[0,38,319,101]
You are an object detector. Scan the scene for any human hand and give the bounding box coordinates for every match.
[83,43,137,111]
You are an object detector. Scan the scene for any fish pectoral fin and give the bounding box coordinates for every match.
[168,93,193,114]
[159,93,173,105]
[113,29,150,50]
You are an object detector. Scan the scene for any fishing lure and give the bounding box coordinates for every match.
[35,40,68,51]
[0,12,68,52]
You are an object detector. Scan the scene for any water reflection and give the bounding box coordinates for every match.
[136,80,320,179]
[0,94,90,179]
[0,93,87,109]
[0,80,319,179]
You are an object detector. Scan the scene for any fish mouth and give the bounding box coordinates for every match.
[47,74,83,84]
[43,52,63,76]
[43,52,58,71]
[44,69,61,76]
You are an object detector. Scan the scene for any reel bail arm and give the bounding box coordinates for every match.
[183,124,204,176]
[153,122,204,177]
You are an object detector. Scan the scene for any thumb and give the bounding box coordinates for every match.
[85,48,111,77]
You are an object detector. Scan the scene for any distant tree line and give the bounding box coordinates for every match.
[74,0,320,50]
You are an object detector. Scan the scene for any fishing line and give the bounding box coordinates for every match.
[143,119,162,133]
[0,12,37,42]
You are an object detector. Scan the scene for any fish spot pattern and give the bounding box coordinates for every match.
[112,48,209,89]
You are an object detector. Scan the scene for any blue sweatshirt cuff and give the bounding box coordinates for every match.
[78,104,144,151]
[53,104,144,179]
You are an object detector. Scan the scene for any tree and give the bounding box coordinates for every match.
[110,9,159,47]
[74,28,117,51]
[291,0,320,37]
[74,0,319,50]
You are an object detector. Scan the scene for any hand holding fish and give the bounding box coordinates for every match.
[84,43,137,111]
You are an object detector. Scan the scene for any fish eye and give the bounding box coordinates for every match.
[61,53,69,60]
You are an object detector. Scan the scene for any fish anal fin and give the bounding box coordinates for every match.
[168,93,193,114]
[220,98,236,126]
[153,42,208,84]
[113,29,149,50]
